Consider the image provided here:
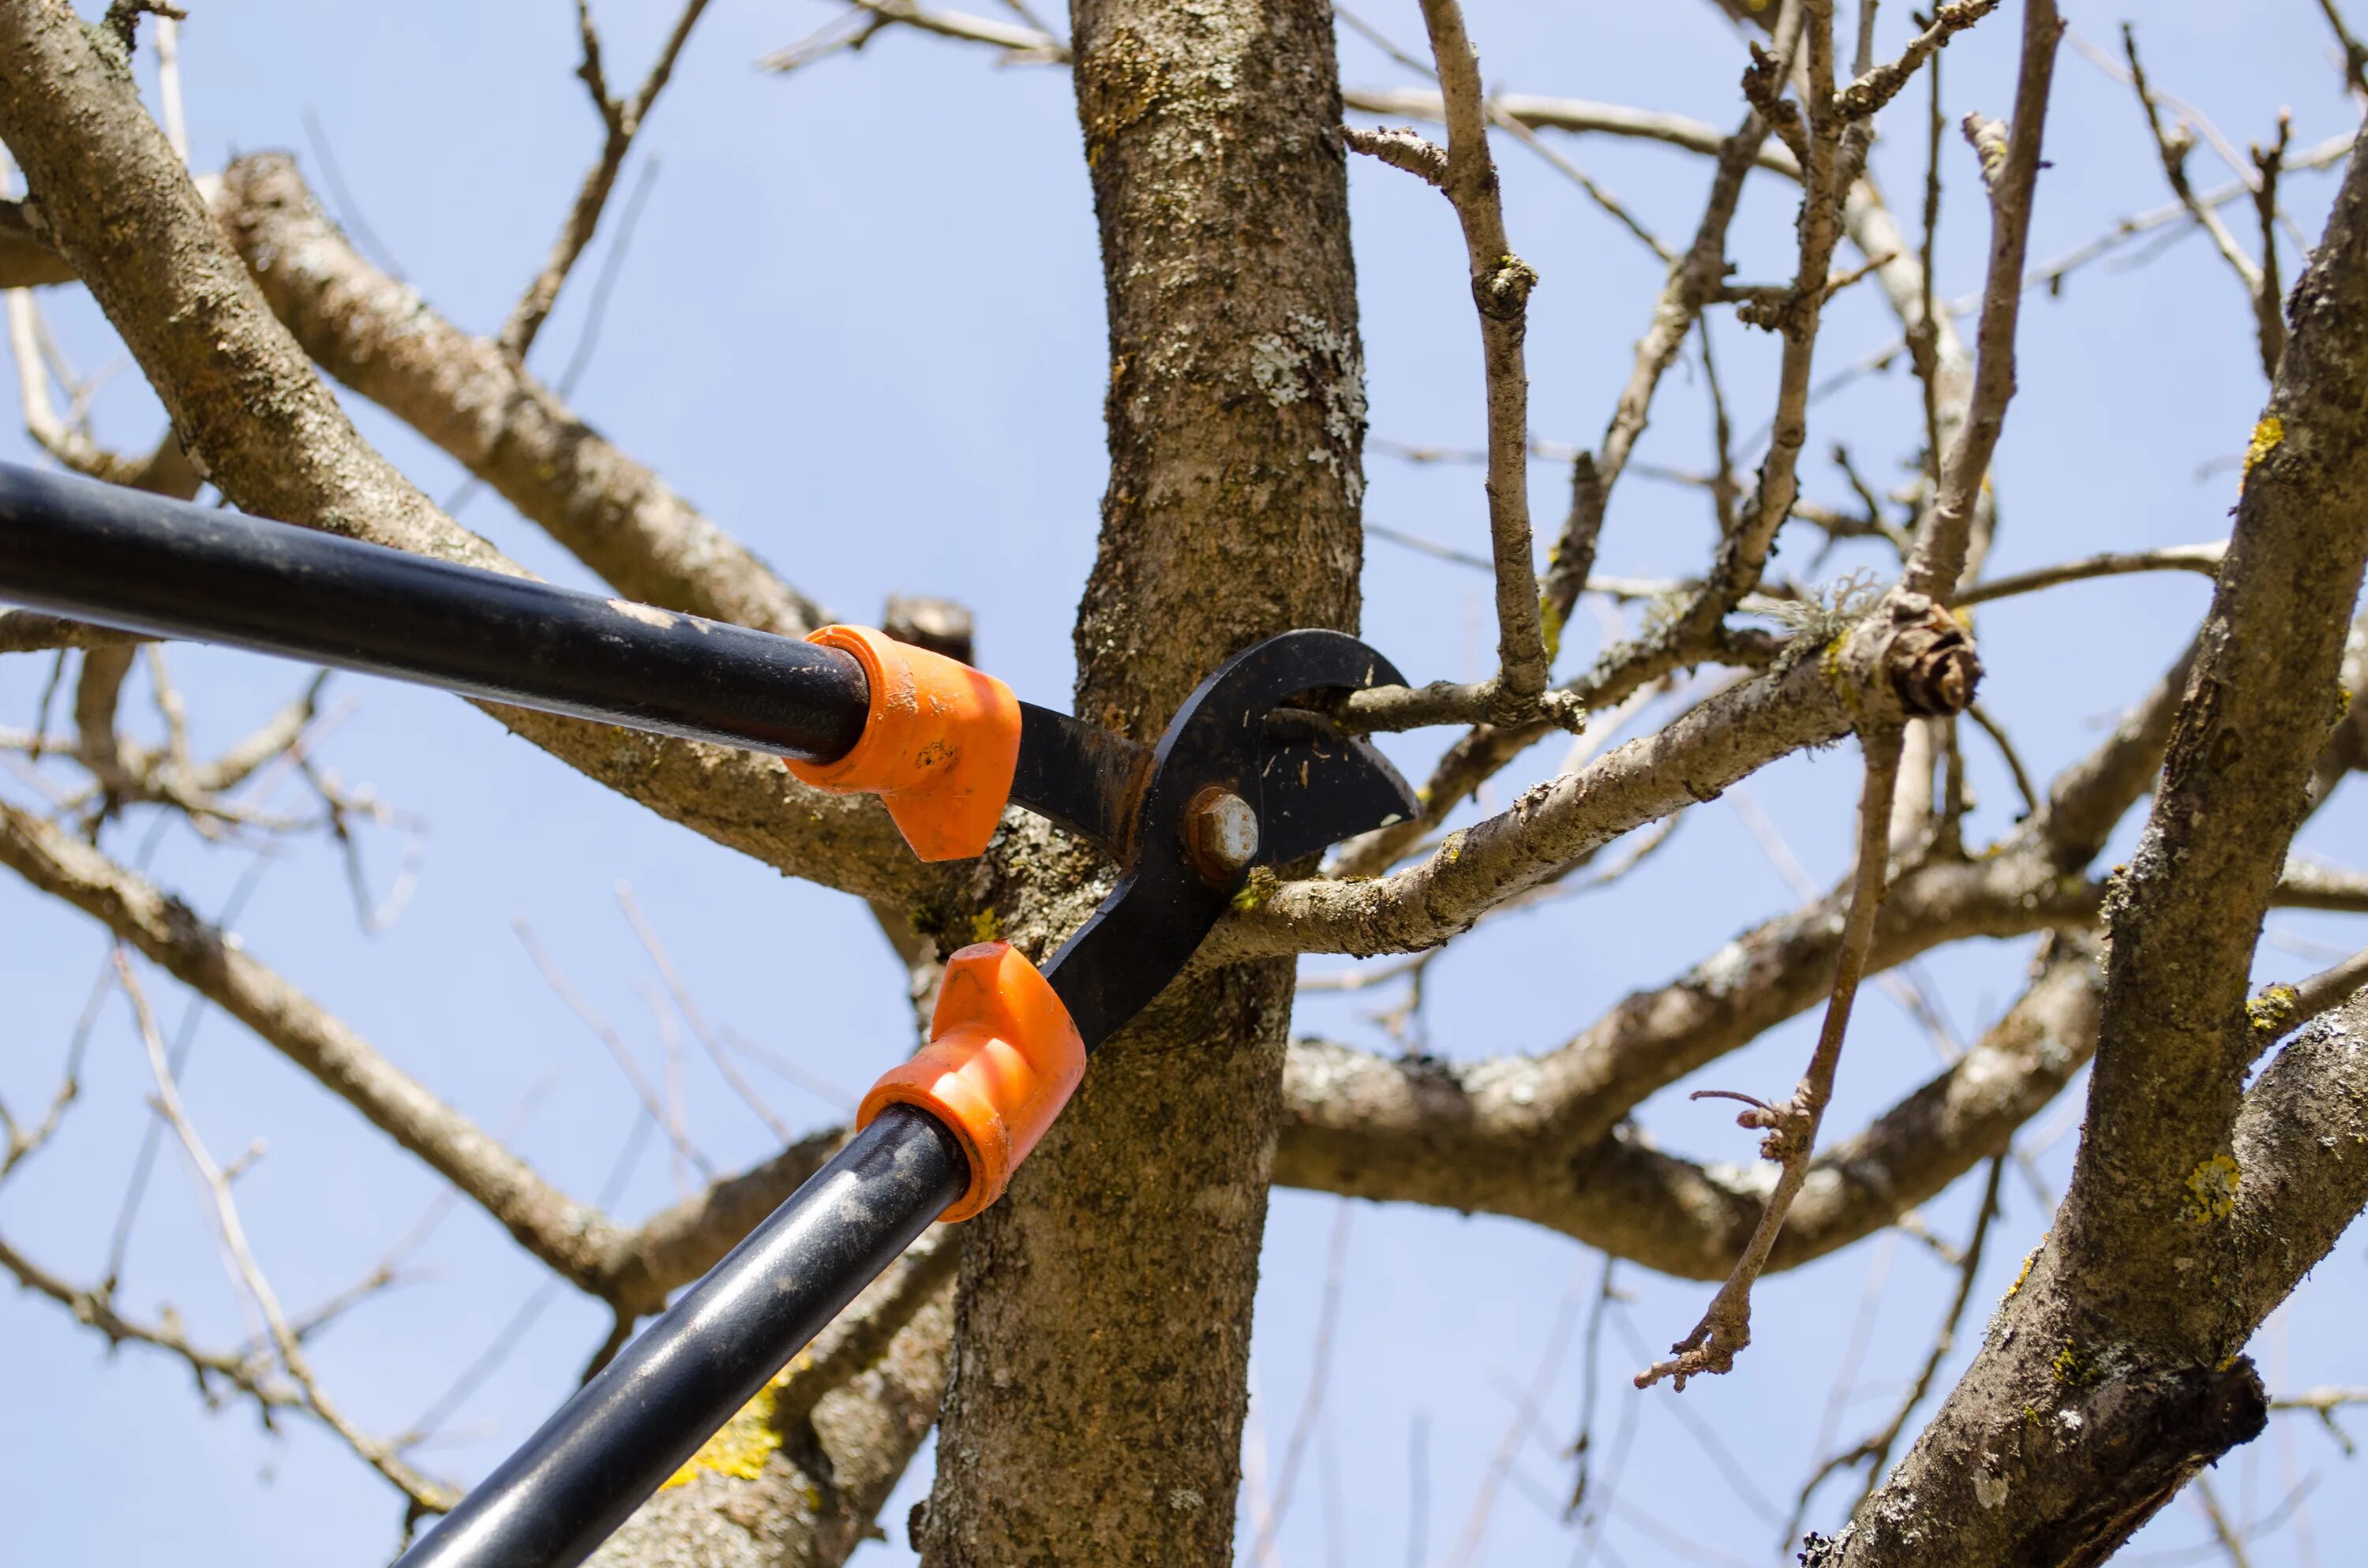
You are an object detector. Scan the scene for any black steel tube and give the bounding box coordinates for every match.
[395,1106,967,1568]
[0,462,868,762]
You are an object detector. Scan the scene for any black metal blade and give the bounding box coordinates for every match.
[1252,709,1420,868]
[1035,631,1417,1050]
[1010,702,1150,862]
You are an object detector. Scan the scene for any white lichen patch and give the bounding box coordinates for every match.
[1699,939,1753,996]
[1246,312,1368,503]
[1973,1470,2010,1510]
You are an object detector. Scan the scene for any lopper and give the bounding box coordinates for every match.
[0,462,1418,1568]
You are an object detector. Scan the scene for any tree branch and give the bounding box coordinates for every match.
[0,799,630,1296]
[1217,591,1976,960]
[0,12,935,907]
[500,0,711,360]
[1636,721,1904,1390]
[1903,0,2063,598]
[1409,0,1553,716]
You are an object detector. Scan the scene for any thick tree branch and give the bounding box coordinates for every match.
[0,9,935,907]
[213,155,826,638]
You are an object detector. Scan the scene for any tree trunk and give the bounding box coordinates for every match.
[915,2,1366,1562]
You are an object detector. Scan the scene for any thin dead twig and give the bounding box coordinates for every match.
[115,951,455,1510]
[1904,0,2063,598]
[2318,0,2368,99]
[1950,541,2226,607]
[1800,1157,2006,1535]
[1637,721,1906,1390]
[1247,1202,1353,1563]
[2117,24,2280,384]
[615,884,796,1143]
[513,919,716,1180]
[500,0,711,358]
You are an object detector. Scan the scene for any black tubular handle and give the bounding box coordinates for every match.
[0,462,870,763]
[396,1106,968,1568]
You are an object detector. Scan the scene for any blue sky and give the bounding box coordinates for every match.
[2,2,2363,1564]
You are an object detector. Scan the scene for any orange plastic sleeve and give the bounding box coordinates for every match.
[856,942,1086,1222]
[782,625,1021,862]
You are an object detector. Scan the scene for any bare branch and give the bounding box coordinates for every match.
[2118,24,2280,383]
[1833,1,1999,120]
[0,799,629,1293]
[1949,541,2226,606]
[1221,592,1975,960]
[1412,0,1551,713]
[1903,0,2063,598]
[500,0,712,359]
[1635,721,1905,1390]
[115,951,455,1511]
[1342,123,1448,187]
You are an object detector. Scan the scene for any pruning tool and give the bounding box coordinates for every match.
[0,462,1418,1567]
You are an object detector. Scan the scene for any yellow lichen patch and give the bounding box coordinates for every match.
[2183,1154,2241,1223]
[2006,1243,2041,1301]
[2246,984,2300,1039]
[1229,864,1279,914]
[2051,1342,2092,1388]
[2242,415,2284,485]
[969,907,1002,945]
[660,1360,804,1491]
[1539,593,1565,662]
[1441,831,1465,866]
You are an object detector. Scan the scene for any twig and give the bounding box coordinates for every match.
[615,884,795,1143]
[1565,1255,1621,1515]
[1832,0,1998,120]
[1965,702,2039,817]
[2118,24,2277,383]
[1801,1157,2006,1534]
[2318,0,2368,99]
[2191,1474,2255,1568]
[1637,721,1906,1390]
[499,0,711,358]
[115,952,455,1510]
[2246,943,2368,1060]
[1442,1256,1591,1568]
[1903,0,2063,598]
[1950,541,2226,606]
[513,919,716,1180]
[1410,0,1551,718]
[401,1114,654,1447]
[1248,1202,1353,1563]
[2252,112,2293,380]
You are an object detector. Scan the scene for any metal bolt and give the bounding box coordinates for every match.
[1188,788,1260,881]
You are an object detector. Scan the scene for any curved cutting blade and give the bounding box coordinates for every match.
[1029,631,1418,1049]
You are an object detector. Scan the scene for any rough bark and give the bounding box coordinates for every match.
[1814,123,2368,1568]
[912,2,1366,1564]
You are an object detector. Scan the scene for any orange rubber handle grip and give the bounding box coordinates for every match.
[857,941,1086,1222]
[783,625,1021,862]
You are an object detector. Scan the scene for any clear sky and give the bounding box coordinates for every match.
[2,2,2362,1565]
